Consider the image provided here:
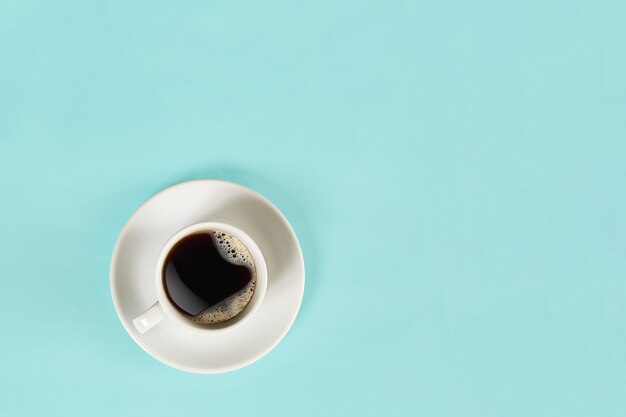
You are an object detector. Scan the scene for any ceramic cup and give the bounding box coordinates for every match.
[132,221,268,334]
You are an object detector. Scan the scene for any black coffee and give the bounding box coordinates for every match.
[163,231,256,325]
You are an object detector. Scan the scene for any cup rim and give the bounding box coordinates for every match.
[154,221,268,333]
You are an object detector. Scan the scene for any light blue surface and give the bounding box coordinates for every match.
[1,1,625,416]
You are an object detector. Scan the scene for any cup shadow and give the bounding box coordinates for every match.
[163,165,320,322]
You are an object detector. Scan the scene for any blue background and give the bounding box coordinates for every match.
[1,1,625,416]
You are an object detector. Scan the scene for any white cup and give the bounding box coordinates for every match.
[132,222,268,334]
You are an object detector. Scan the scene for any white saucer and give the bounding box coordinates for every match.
[110,180,305,373]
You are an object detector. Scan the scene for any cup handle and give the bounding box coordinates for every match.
[132,301,167,334]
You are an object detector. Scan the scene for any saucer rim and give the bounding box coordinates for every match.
[109,179,305,373]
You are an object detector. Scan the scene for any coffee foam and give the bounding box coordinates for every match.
[191,231,256,325]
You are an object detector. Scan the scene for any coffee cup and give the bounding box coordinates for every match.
[132,222,267,334]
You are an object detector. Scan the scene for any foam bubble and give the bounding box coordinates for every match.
[213,231,255,270]
[191,231,256,325]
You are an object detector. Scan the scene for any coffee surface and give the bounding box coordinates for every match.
[163,231,256,325]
